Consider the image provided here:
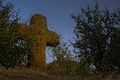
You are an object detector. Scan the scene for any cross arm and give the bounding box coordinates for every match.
[14,23,29,36]
[46,30,60,47]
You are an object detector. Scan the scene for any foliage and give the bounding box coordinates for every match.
[72,2,120,73]
[0,0,19,68]
[0,0,33,69]
[52,40,72,62]
[48,39,78,75]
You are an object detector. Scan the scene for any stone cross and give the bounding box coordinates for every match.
[15,14,60,71]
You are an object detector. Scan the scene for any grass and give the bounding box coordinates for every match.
[0,67,54,80]
[0,66,119,80]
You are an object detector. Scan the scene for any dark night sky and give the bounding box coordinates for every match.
[5,0,120,41]
[4,0,120,63]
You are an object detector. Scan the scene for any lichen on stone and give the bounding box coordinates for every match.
[14,14,60,71]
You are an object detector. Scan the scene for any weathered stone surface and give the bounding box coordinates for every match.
[47,30,60,47]
[15,14,60,71]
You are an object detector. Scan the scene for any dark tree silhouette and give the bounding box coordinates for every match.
[72,2,120,73]
[0,0,19,68]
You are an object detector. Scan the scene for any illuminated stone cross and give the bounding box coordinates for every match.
[15,14,60,71]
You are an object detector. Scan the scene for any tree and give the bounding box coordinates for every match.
[72,2,120,73]
[0,0,33,69]
[0,0,19,68]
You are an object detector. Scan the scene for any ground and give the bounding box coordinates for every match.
[0,67,119,80]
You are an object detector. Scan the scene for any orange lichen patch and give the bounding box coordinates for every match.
[47,31,60,47]
[30,14,47,28]
[30,14,47,35]
[32,46,46,71]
